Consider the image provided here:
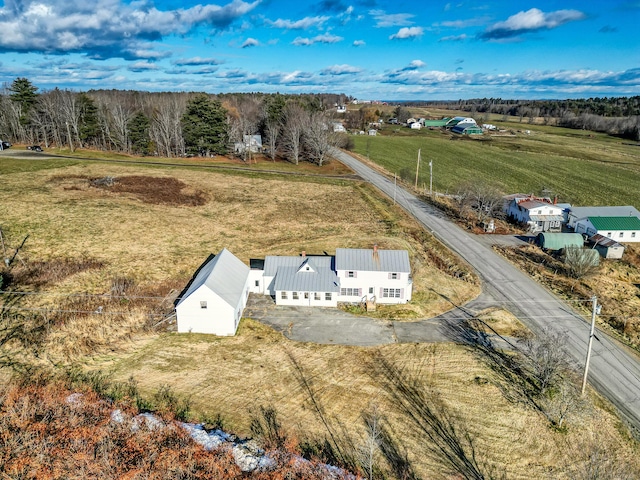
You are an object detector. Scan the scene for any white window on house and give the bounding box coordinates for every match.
[607,232,612,237]
[347,271,356,278]
[293,292,299,300]
[304,292,309,299]
[619,232,624,238]
[314,293,321,301]
[369,287,374,294]
[281,291,288,300]
[632,232,637,238]
[200,301,207,309]
[389,272,399,280]
[340,288,361,296]
[382,288,401,298]
[538,210,542,214]
[255,280,260,287]
[325,293,332,301]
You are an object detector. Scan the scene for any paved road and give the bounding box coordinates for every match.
[333,148,640,435]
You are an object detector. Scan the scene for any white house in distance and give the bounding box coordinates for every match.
[177,246,413,334]
[175,248,251,336]
[575,216,640,243]
[505,197,564,233]
[333,123,346,133]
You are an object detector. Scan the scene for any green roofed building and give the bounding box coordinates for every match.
[575,216,640,243]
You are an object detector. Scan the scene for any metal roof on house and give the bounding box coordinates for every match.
[335,248,410,273]
[587,216,640,231]
[176,248,249,308]
[569,206,640,220]
[517,200,558,210]
[273,261,340,292]
[263,255,333,276]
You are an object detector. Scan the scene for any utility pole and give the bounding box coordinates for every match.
[581,295,599,396]
[429,159,433,196]
[414,148,421,190]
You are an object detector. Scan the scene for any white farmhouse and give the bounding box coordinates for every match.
[175,249,251,335]
[333,123,346,133]
[335,247,412,304]
[506,198,564,233]
[178,246,413,335]
[410,122,422,130]
[575,216,640,243]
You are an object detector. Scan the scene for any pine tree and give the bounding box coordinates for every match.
[9,77,38,126]
[181,94,228,156]
[128,111,151,155]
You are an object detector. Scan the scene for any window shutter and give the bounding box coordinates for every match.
[379,287,383,297]
[388,272,391,280]
[354,271,357,278]
[400,288,404,299]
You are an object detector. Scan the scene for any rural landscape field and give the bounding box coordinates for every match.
[2,0,640,477]
[2,106,640,477]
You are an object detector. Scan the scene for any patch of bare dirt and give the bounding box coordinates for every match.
[3,257,104,289]
[50,175,208,206]
[92,176,208,206]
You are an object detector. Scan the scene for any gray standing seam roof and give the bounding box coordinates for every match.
[569,206,640,220]
[263,255,333,276]
[335,249,410,273]
[176,248,249,308]
[273,263,340,292]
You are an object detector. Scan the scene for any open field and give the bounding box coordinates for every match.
[91,318,640,479]
[2,149,640,477]
[0,153,477,365]
[352,125,640,207]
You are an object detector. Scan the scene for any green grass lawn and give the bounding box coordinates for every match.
[353,125,640,207]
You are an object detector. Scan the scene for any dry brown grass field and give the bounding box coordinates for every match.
[1,152,639,478]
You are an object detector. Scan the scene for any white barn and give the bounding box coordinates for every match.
[566,206,640,229]
[175,249,250,335]
[575,216,640,243]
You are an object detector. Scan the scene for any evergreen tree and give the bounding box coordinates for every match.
[78,94,99,147]
[9,77,38,126]
[128,111,151,155]
[181,94,228,156]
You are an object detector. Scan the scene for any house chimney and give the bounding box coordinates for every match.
[553,195,558,205]
[301,250,306,258]
[373,244,378,254]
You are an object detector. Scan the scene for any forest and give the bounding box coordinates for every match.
[0,78,350,165]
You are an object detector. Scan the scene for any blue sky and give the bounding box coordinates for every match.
[0,0,638,99]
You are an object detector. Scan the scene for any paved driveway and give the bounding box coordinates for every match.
[244,293,512,347]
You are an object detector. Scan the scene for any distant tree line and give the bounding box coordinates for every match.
[0,78,351,164]
[405,97,640,140]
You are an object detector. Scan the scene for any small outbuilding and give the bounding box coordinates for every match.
[451,125,483,135]
[575,216,640,243]
[536,232,584,251]
[588,234,625,259]
[175,248,250,336]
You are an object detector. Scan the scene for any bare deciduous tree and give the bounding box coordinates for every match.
[281,103,306,165]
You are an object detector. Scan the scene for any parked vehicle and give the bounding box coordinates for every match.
[26,145,43,152]
[0,140,10,150]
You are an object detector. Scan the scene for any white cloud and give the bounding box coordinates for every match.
[408,60,426,69]
[0,0,261,59]
[268,16,329,29]
[353,40,366,46]
[241,37,259,48]
[389,27,423,40]
[321,64,362,75]
[369,9,414,28]
[292,33,343,46]
[173,57,222,66]
[480,8,586,40]
[440,34,468,42]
